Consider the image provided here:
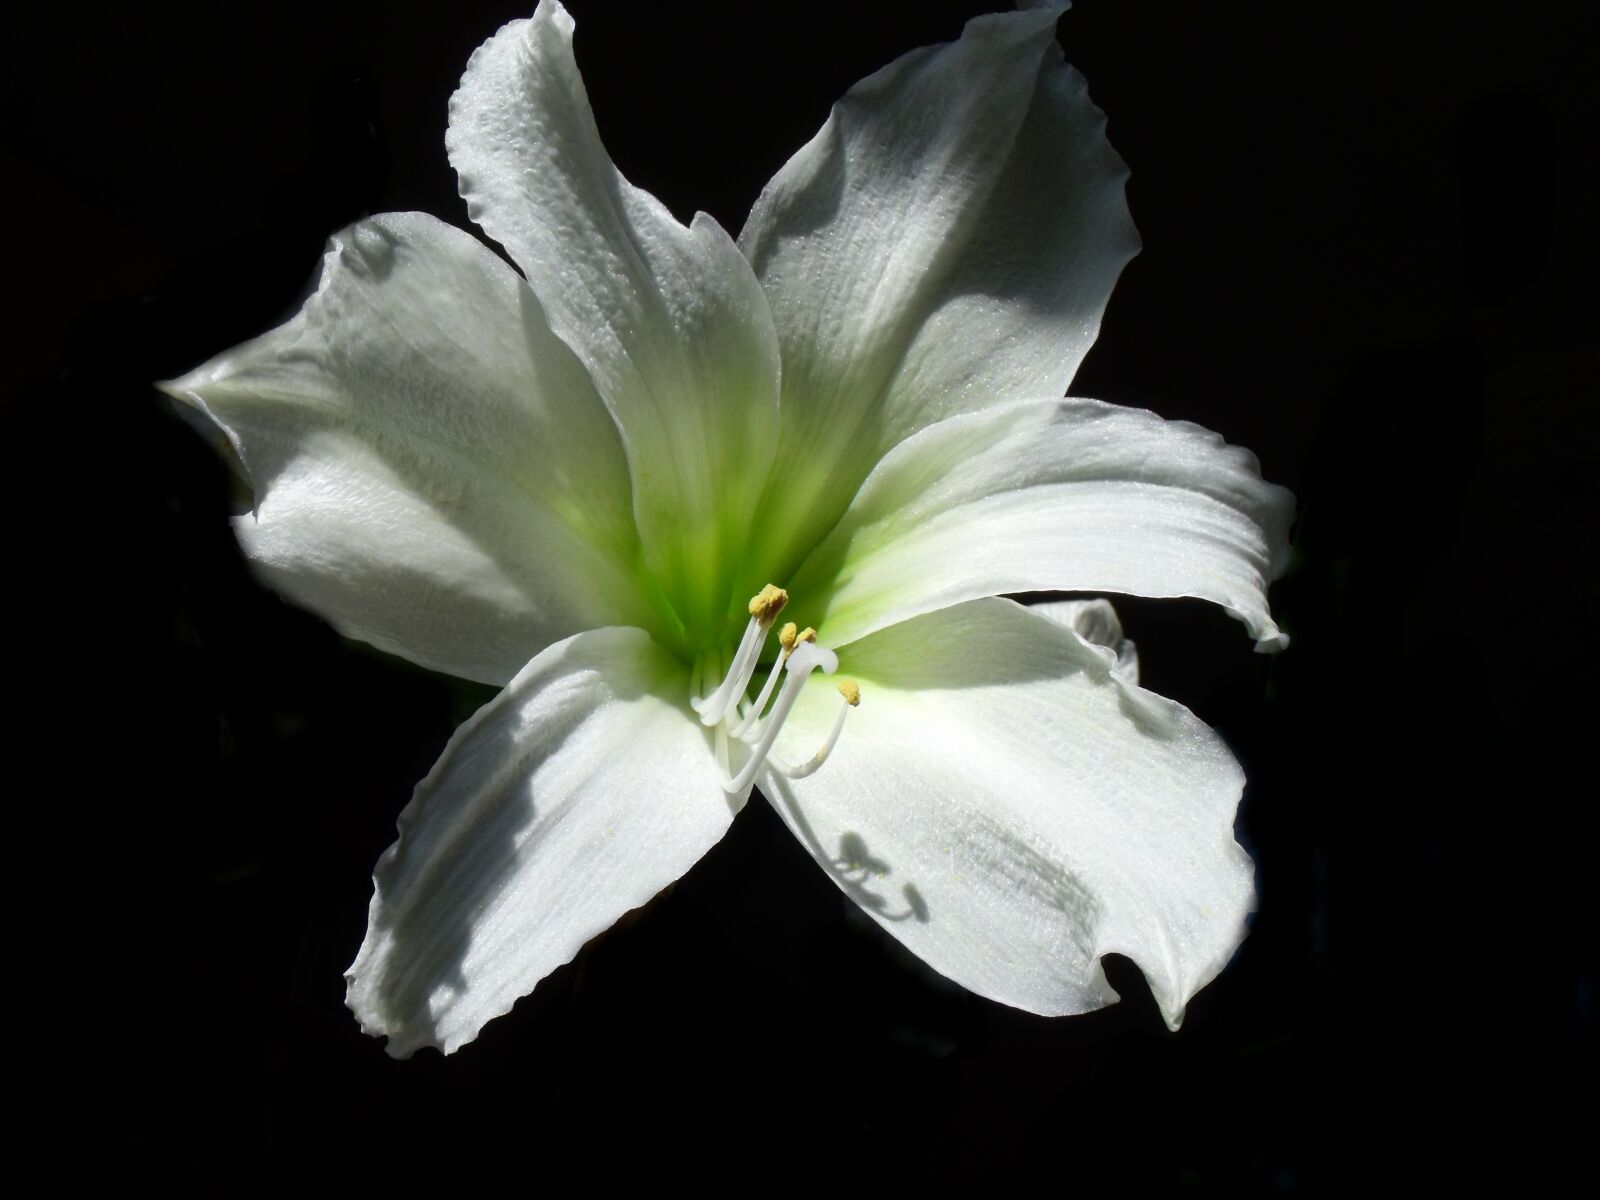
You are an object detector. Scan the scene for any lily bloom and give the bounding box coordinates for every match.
[164,1,1292,1058]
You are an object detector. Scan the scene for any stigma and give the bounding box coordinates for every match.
[691,584,861,797]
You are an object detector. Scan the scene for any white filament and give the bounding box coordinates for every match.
[692,615,765,727]
[720,640,838,795]
[727,653,787,738]
[772,694,853,780]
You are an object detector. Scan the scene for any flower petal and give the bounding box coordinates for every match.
[740,2,1139,581]
[1031,597,1140,684]
[162,212,650,685]
[763,598,1253,1028]
[788,399,1294,651]
[448,1,780,635]
[346,626,731,1057]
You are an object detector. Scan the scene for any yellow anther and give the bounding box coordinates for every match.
[836,679,861,707]
[778,621,816,659]
[748,583,789,625]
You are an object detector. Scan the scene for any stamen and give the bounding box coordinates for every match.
[748,583,789,624]
[727,659,781,738]
[728,626,820,739]
[715,708,731,777]
[775,679,861,780]
[692,583,788,727]
[721,639,838,795]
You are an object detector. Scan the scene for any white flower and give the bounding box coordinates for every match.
[162,1,1292,1058]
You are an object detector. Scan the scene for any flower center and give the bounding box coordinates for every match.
[689,584,861,798]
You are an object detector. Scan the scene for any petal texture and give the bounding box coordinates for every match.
[763,598,1254,1028]
[788,399,1294,651]
[740,1,1139,581]
[1032,597,1140,684]
[448,1,780,636]
[346,626,732,1057]
[163,212,648,686]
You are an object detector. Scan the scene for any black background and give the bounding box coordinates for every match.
[8,1,1594,1192]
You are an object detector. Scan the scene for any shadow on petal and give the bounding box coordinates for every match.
[763,773,928,925]
[354,653,657,1056]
